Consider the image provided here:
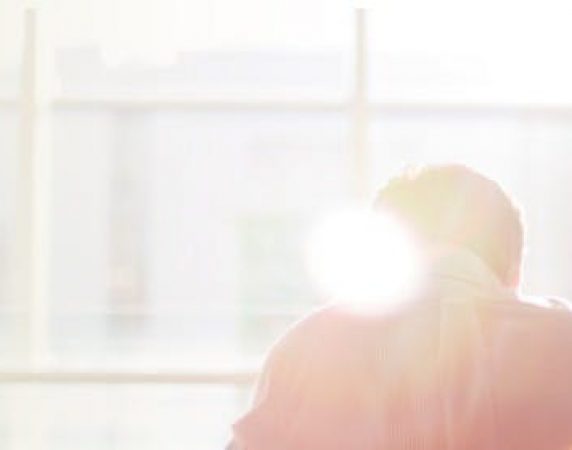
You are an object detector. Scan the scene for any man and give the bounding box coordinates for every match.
[229,165,572,449]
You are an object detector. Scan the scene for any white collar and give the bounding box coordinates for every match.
[426,247,516,304]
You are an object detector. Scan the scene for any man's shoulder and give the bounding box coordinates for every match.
[511,295,572,321]
[493,295,572,347]
[521,295,572,311]
[267,304,387,366]
[278,303,396,340]
[272,305,356,348]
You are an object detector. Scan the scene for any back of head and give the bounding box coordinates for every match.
[374,165,523,287]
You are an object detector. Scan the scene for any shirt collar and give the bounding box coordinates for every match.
[426,246,516,304]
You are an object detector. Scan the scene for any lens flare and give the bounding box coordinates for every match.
[306,207,423,311]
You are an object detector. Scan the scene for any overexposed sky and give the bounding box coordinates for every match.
[50,0,572,56]
[2,0,571,60]
[2,0,572,98]
[52,0,350,55]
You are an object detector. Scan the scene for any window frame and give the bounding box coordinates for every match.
[11,5,572,387]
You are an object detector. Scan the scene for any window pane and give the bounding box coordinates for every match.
[369,0,572,102]
[52,0,352,98]
[0,383,250,450]
[0,0,24,366]
[0,0,22,98]
[49,107,350,367]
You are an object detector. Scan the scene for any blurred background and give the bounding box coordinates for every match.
[2,0,572,448]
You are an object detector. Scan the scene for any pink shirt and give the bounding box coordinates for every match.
[231,253,572,449]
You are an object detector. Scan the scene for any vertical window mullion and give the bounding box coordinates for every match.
[351,6,370,199]
[18,4,51,368]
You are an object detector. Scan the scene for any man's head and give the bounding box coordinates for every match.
[374,165,524,288]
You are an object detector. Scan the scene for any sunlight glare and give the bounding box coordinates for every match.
[306,207,423,311]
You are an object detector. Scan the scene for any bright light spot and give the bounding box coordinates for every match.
[306,207,423,311]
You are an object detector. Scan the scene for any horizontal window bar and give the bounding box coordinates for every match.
[0,370,258,385]
[5,96,572,115]
[53,96,348,111]
[45,98,572,116]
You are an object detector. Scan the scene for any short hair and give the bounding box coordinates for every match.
[374,165,523,285]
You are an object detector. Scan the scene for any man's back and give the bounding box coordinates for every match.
[230,166,572,449]
[231,279,572,449]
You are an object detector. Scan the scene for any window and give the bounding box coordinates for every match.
[4,0,572,448]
